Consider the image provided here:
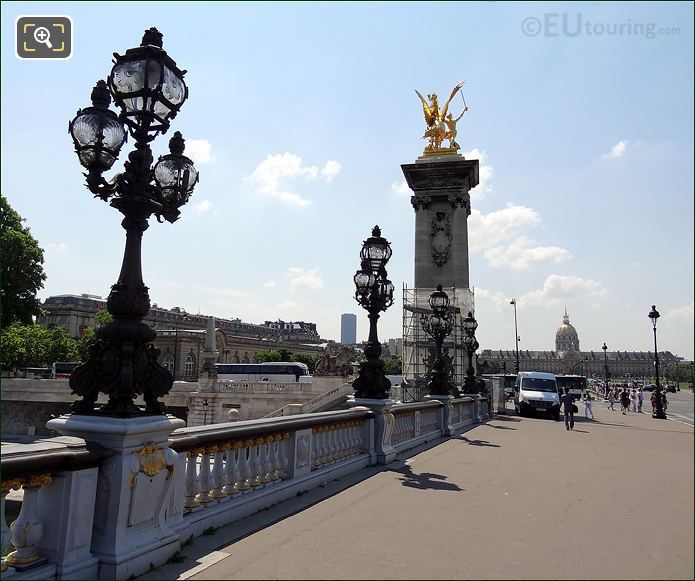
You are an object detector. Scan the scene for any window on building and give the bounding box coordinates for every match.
[185,354,196,378]
[162,354,175,374]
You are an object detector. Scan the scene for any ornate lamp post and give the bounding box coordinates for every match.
[602,342,609,398]
[462,311,479,393]
[352,226,394,399]
[67,28,198,417]
[420,284,455,397]
[510,299,520,373]
[648,305,667,419]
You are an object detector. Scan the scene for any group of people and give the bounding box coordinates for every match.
[605,386,667,415]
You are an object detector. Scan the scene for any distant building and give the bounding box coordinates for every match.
[388,338,403,356]
[37,294,323,381]
[478,309,683,377]
[340,313,357,344]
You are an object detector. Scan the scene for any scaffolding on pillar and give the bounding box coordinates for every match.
[401,284,475,402]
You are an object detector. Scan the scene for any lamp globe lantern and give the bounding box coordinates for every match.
[462,311,480,393]
[648,305,667,419]
[421,284,455,397]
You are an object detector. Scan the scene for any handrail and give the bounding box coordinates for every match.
[170,407,373,453]
[1,439,113,481]
[263,382,354,418]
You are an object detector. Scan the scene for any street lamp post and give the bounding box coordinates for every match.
[67,28,198,417]
[352,226,394,399]
[462,311,480,393]
[649,305,667,419]
[602,343,609,398]
[510,299,520,373]
[420,284,455,397]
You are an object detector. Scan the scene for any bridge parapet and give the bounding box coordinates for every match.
[1,396,489,579]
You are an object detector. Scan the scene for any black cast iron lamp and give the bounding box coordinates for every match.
[648,305,667,419]
[352,226,394,399]
[463,311,479,393]
[67,28,198,417]
[421,284,455,397]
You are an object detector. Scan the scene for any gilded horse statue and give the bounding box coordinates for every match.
[415,81,468,154]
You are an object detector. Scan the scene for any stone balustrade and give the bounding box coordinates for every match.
[0,394,490,579]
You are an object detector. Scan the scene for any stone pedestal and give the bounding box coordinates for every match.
[401,157,479,289]
[347,398,395,465]
[46,414,184,580]
[424,394,455,436]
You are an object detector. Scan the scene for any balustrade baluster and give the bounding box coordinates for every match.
[271,435,282,480]
[247,440,261,487]
[223,444,238,496]
[257,438,270,484]
[238,441,251,492]
[7,474,51,569]
[263,439,275,483]
[184,449,201,509]
[317,427,327,467]
[279,432,290,479]
[196,448,213,504]
[211,445,226,500]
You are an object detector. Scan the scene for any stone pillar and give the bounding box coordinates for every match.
[401,157,479,289]
[46,415,185,580]
[347,398,395,465]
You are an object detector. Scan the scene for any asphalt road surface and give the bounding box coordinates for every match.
[662,389,695,426]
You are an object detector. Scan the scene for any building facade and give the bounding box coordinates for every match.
[37,294,324,381]
[340,313,357,345]
[478,310,683,377]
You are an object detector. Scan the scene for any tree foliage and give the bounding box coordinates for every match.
[0,324,78,371]
[76,309,112,361]
[1,195,47,326]
[383,355,402,375]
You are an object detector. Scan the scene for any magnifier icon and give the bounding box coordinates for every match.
[33,26,53,49]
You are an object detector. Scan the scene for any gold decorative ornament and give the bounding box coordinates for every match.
[132,442,174,480]
[2,479,22,494]
[415,81,468,155]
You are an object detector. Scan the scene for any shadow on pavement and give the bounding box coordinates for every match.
[393,464,464,492]
[456,436,500,447]
[487,424,517,430]
[491,415,521,422]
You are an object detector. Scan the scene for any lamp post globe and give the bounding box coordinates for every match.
[648,305,667,419]
[67,29,198,417]
[352,226,394,400]
[421,284,455,397]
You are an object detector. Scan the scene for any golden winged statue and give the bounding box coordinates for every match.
[415,81,468,155]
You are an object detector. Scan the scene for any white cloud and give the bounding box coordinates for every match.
[286,267,324,291]
[484,236,572,270]
[602,140,628,159]
[185,139,213,164]
[463,148,493,200]
[391,180,412,196]
[665,302,694,324]
[45,242,67,254]
[248,153,341,207]
[321,160,342,183]
[519,275,607,307]
[468,204,541,253]
[263,280,277,288]
[192,200,212,213]
[475,287,510,310]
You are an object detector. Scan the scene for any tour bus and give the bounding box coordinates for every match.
[555,375,587,399]
[514,371,561,420]
[51,362,81,379]
[215,362,310,383]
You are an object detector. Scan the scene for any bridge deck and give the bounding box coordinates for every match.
[144,404,694,580]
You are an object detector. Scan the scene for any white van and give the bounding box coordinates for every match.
[514,371,560,420]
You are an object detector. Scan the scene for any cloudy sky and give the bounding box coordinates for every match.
[2,2,693,359]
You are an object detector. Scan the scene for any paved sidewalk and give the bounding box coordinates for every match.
[153,405,694,580]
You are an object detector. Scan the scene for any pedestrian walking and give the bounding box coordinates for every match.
[637,387,644,413]
[630,389,638,412]
[607,391,616,410]
[620,387,630,415]
[584,392,594,419]
[560,387,575,430]
[662,391,668,412]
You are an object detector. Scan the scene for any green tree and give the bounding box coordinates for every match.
[291,353,321,374]
[255,347,294,363]
[383,355,402,375]
[0,323,78,371]
[1,195,47,326]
